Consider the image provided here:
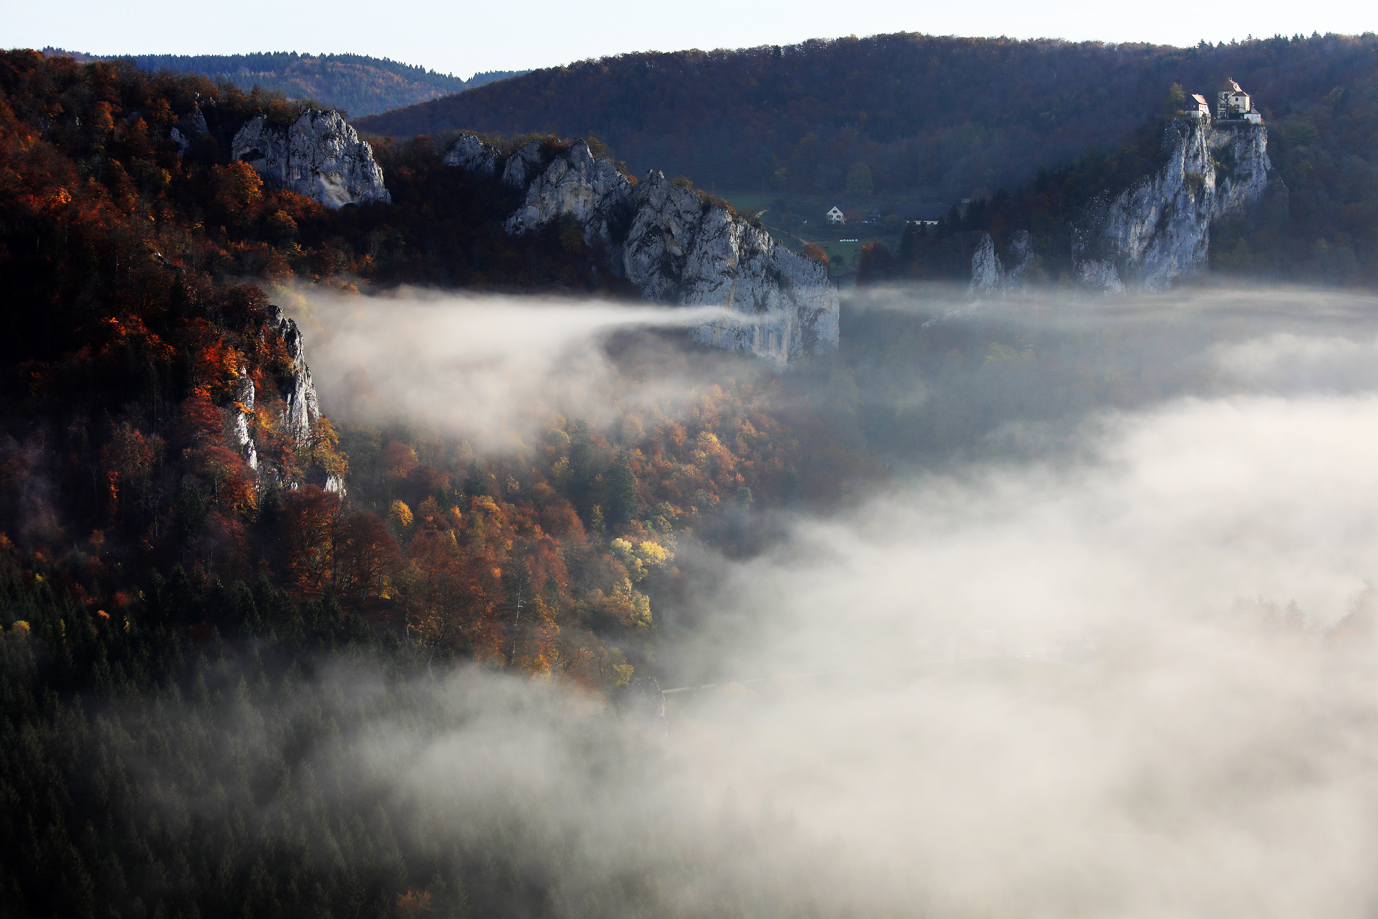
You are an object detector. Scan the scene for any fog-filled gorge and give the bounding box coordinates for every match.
[10,44,1378,919]
[211,282,1378,917]
[285,286,768,455]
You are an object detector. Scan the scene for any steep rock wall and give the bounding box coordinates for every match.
[442,133,499,177]
[232,110,391,209]
[229,307,343,493]
[449,135,839,363]
[623,171,838,362]
[503,141,633,251]
[969,230,1042,297]
[269,306,323,446]
[970,118,1281,295]
[1074,119,1275,291]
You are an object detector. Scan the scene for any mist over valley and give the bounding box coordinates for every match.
[4,40,1378,919]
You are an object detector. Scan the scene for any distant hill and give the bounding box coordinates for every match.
[40,48,525,118]
[353,32,1378,202]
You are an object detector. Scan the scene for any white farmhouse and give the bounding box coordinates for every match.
[1188,93,1212,121]
[826,206,846,225]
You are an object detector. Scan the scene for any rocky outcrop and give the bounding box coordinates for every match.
[268,306,323,446]
[970,234,1005,296]
[232,369,259,472]
[1073,118,1277,291]
[969,117,1282,295]
[232,109,391,209]
[227,307,344,493]
[486,136,838,363]
[170,107,209,157]
[1075,259,1126,293]
[969,229,1041,297]
[626,172,838,361]
[503,141,633,251]
[442,133,499,177]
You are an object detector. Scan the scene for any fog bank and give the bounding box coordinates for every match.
[281,286,765,453]
[215,281,1378,917]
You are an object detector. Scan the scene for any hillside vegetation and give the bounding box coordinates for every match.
[10,46,1378,919]
[0,49,901,916]
[355,32,1378,206]
[43,48,524,118]
[845,76,1378,288]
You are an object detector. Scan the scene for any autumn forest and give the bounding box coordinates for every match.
[6,32,1378,919]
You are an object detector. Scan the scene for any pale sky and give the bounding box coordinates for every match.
[8,0,1375,79]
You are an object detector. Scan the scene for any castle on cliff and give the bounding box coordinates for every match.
[1217,80,1264,124]
[1184,80,1263,125]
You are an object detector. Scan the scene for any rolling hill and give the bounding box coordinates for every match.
[354,32,1378,204]
[40,48,525,117]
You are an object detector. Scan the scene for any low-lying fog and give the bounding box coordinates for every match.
[263,282,1378,917]
[279,284,767,454]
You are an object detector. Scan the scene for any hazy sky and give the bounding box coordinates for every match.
[9,0,1375,78]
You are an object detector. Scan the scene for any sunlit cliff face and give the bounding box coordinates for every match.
[263,281,1378,918]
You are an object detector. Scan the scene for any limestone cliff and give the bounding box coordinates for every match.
[447,135,839,363]
[268,306,323,446]
[970,231,1040,296]
[624,171,838,361]
[232,109,391,209]
[442,133,499,177]
[503,141,632,251]
[229,307,343,493]
[970,117,1282,295]
[1074,118,1278,291]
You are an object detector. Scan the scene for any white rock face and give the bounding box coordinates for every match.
[1074,119,1276,291]
[501,141,547,191]
[969,229,1040,297]
[1075,259,1127,293]
[483,134,839,363]
[270,309,323,446]
[233,370,259,471]
[222,308,333,491]
[505,141,634,250]
[626,172,838,363]
[970,234,1005,296]
[232,109,391,209]
[968,118,1279,295]
[442,134,499,177]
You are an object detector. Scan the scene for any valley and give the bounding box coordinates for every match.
[3,32,1378,919]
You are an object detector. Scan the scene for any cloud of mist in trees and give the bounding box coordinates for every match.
[121,282,1378,916]
[281,285,768,453]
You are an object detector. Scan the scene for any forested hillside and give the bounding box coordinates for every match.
[850,74,1378,288]
[0,47,878,680]
[42,48,525,118]
[0,48,890,916]
[10,44,1378,919]
[355,32,1378,204]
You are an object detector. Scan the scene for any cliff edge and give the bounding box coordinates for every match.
[449,136,840,364]
[970,115,1284,295]
[232,109,391,209]
[1074,117,1279,291]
